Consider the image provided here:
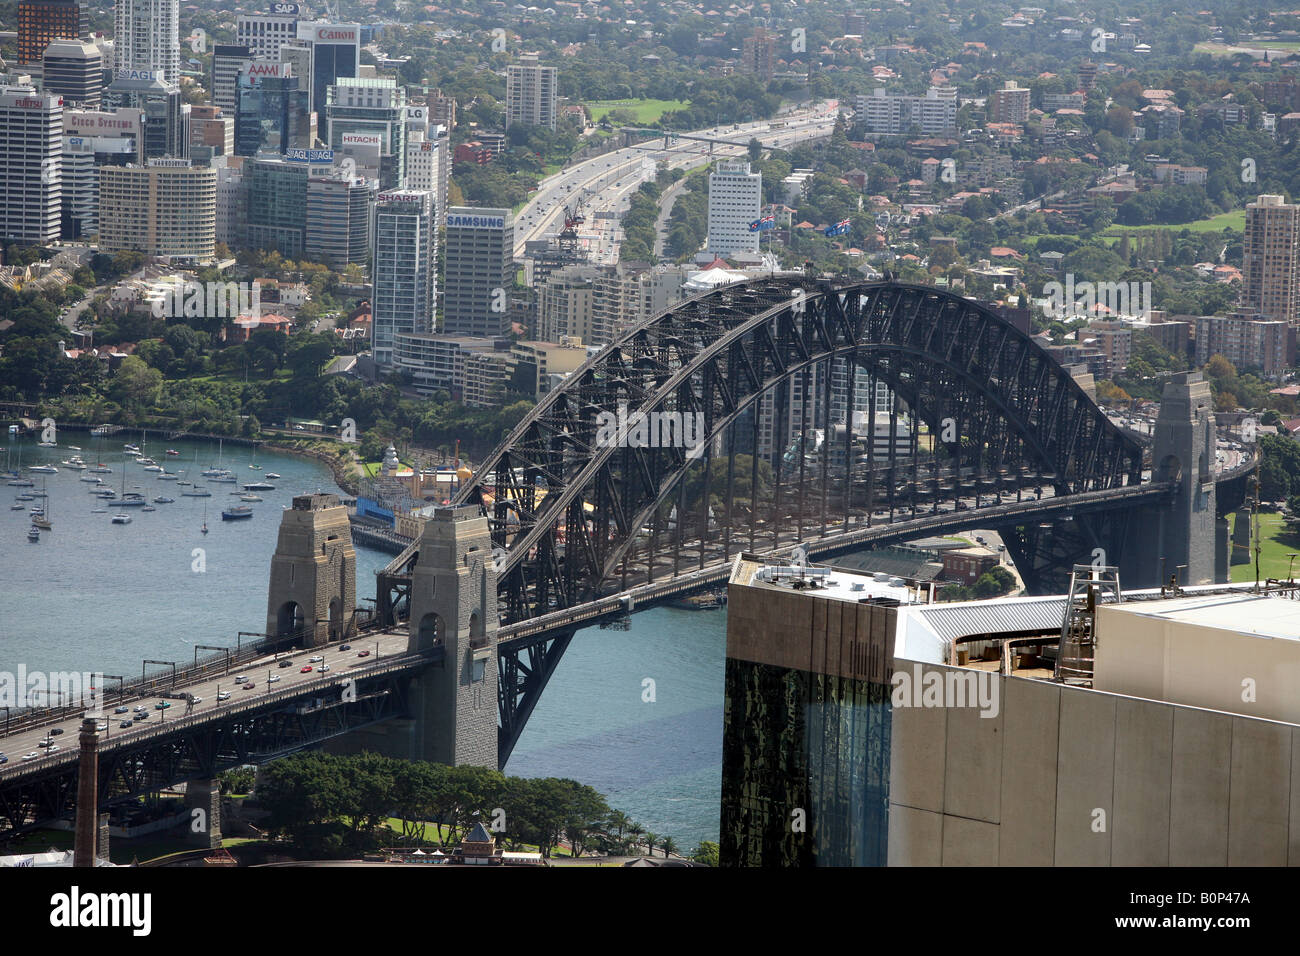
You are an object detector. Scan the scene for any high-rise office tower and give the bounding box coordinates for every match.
[404,125,447,221]
[234,66,311,156]
[236,8,306,60]
[103,75,183,160]
[113,0,180,89]
[210,45,251,113]
[372,190,436,366]
[296,21,359,121]
[188,104,233,158]
[42,38,101,107]
[1242,194,1300,326]
[443,207,514,337]
[506,53,556,131]
[97,160,215,259]
[326,77,406,189]
[706,160,762,258]
[0,87,63,244]
[18,0,87,64]
[305,174,375,270]
[242,154,309,257]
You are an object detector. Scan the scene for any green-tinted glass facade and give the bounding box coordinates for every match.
[719,659,891,866]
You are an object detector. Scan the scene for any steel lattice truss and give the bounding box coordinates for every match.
[438,278,1143,627]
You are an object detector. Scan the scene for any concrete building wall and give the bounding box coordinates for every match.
[888,659,1300,865]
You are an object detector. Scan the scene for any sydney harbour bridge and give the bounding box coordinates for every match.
[0,277,1255,839]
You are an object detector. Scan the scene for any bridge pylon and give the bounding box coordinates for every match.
[404,506,499,768]
[1126,372,1218,587]
[265,493,357,647]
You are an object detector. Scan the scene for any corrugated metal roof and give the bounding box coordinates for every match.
[912,596,1069,642]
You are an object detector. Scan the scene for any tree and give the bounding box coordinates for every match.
[692,841,720,866]
[659,835,678,859]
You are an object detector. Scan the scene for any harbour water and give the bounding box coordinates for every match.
[0,434,724,850]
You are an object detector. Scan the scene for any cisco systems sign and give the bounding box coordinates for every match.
[448,214,505,229]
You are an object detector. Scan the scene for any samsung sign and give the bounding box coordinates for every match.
[448,215,505,229]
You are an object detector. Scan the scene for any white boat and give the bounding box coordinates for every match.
[10,502,24,510]
[80,474,102,483]
[137,457,157,466]
[124,443,139,453]
[153,496,175,504]
[240,494,263,502]
[37,441,57,448]
[89,465,112,474]
[157,472,178,480]
[265,473,281,480]
[182,488,212,497]
[27,525,40,541]
[6,479,34,487]
[28,464,57,474]
[142,465,163,473]
[111,514,131,524]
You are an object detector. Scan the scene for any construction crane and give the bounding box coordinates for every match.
[558,200,585,257]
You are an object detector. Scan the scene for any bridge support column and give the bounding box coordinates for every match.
[184,779,222,849]
[265,493,357,648]
[1231,508,1252,565]
[1124,372,1217,586]
[1216,516,1230,582]
[405,506,499,768]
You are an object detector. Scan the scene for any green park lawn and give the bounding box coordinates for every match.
[1229,512,1300,583]
[1104,209,1245,235]
[586,98,690,123]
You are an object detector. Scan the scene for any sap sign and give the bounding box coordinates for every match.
[447,215,505,229]
[284,148,335,162]
[270,2,300,13]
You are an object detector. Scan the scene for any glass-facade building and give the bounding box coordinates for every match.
[719,559,900,867]
[720,661,891,866]
[234,74,311,157]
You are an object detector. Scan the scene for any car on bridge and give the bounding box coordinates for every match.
[115,706,129,714]
[278,659,294,668]
[119,721,132,729]
[268,675,280,684]
[242,682,255,690]
[309,656,323,663]
[234,676,248,683]
[49,728,62,736]
[217,692,230,701]
[133,705,147,713]
[300,665,313,673]
[46,745,59,753]
[134,711,148,720]
[319,664,330,673]
[340,644,351,651]
[155,702,171,710]
[22,752,38,761]
[357,650,370,657]
[0,753,6,765]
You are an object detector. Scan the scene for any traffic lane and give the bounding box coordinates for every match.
[0,632,414,765]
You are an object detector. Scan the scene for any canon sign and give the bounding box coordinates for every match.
[316,27,356,42]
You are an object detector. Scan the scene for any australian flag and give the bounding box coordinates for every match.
[824,218,852,237]
[748,214,776,232]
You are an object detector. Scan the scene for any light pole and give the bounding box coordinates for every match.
[1289,553,1299,583]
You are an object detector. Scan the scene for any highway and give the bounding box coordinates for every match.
[512,101,842,261]
[0,629,415,775]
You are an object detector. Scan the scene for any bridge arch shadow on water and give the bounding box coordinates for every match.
[374,277,1241,764]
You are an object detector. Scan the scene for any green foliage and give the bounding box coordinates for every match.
[257,751,632,860]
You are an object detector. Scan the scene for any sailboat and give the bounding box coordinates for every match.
[201,498,209,535]
[249,443,261,470]
[31,479,50,530]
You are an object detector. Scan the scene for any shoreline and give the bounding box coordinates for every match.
[13,420,366,499]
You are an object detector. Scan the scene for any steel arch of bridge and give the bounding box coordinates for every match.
[451,277,1144,627]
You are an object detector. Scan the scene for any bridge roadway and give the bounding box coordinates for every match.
[0,478,1185,779]
[497,480,1175,645]
[0,630,423,781]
